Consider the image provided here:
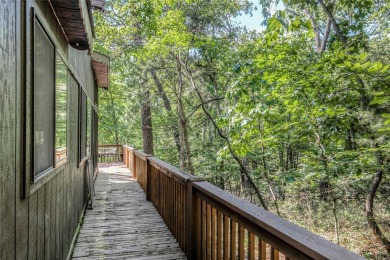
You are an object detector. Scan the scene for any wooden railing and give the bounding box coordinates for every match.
[122,145,363,260]
[98,144,123,163]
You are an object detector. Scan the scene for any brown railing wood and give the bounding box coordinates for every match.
[121,145,364,260]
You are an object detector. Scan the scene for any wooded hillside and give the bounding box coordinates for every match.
[93,0,390,258]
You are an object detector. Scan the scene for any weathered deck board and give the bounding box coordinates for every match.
[72,164,187,259]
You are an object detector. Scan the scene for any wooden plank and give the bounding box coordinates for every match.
[230,220,237,260]
[71,164,186,259]
[248,232,255,260]
[223,215,229,260]
[148,157,203,183]
[211,207,216,260]
[44,181,51,259]
[28,192,38,260]
[202,200,207,260]
[56,173,60,259]
[63,165,70,260]
[271,247,280,260]
[217,211,222,260]
[59,170,64,259]
[193,195,202,259]
[206,203,212,260]
[0,1,17,259]
[15,2,30,259]
[50,175,56,259]
[37,186,46,259]
[258,239,266,260]
[238,225,245,260]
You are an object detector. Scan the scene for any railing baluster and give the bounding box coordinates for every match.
[230,219,237,259]
[223,215,229,260]
[207,203,212,260]
[271,247,279,260]
[238,225,245,260]
[211,207,216,260]
[248,232,255,260]
[193,195,202,260]
[202,200,207,260]
[258,239,266,260]
[217,211,222,260]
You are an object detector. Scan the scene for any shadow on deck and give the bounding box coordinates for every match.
[72,164,187,259]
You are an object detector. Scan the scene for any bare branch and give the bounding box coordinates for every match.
[304,9,321,52]
[317,0,347,45]
[320,18,332,52]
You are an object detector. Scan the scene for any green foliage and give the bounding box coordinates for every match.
[94,0,390,257]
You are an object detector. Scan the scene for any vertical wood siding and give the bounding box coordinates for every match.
[0,1,17,259]
[0,1,96,259]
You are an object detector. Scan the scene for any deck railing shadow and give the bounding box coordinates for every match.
[99,145,364,260]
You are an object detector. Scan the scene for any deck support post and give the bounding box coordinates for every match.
[132,151,136,178]
[146,157,152,201]
[186,180,193,259]
[186,177,204,259]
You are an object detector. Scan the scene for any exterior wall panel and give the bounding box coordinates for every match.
[0,1,17,259]
[0,1,97,259]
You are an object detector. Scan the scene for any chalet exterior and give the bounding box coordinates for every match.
[0,0,109,259]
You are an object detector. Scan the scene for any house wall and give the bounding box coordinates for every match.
[0,1,97,259]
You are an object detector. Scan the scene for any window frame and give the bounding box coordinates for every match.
[78,89,92,166]
[32,16,69,180]
[55,53,68,165]
[32,17,56,179]
[25,9,70,197]
[24,7,97,198]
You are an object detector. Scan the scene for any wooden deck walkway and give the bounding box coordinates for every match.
[72,164,187,259]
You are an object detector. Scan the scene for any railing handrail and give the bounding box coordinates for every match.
[98,144,123,148]
[192,181,361,260]
[120,144,364,260]
[97,145,124,163]
[148,156,203,183]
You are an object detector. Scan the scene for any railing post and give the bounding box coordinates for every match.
[186,177,204,260]
[132,151,136,178]
[186,179,193,259]
[146,156,152,201]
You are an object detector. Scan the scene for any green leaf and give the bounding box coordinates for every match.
[382,113,390,119]
[369,96,387,105]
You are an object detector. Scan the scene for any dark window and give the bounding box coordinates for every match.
[55,54,68,163]
[86,100,91,155]
[34,19,55,177]
[33,18,68,179]
[79,90,87,161]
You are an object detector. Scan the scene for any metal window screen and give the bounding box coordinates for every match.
[80,91,87,161]
[34,19,55,177]
[55,54,67,163]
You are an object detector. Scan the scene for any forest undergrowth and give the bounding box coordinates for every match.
[94,0,390,257]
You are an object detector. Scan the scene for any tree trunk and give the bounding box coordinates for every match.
[332,198,340,245]
[176,56,195,174]
[184,62,269,210]
[141,85,154,155]
[108,89,120,144]
[150,69,181,153]
[365,148,390,253]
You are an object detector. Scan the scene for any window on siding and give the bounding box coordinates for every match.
[79,91,92,162]
[33,18,68,179]
[86,100,91,155]
[79,90,87,161]
[34,19,55,177]
[55,55,68,163]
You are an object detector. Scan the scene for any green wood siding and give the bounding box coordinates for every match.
[0,1,97,259]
